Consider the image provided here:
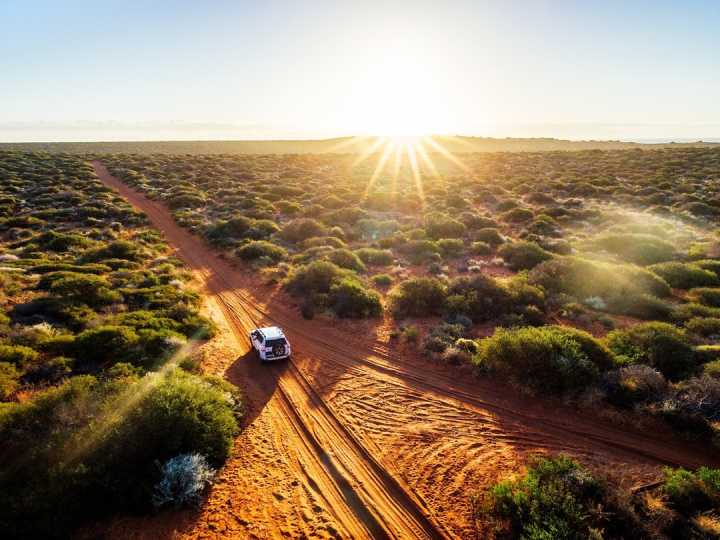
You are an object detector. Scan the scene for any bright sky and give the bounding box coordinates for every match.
[2,0,719,141]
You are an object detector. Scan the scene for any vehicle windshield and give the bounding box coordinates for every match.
[266,338,287,348]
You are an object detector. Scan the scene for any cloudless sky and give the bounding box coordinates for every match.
[1,0,719,141]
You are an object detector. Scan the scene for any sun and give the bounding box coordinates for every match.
[342,39,451,137]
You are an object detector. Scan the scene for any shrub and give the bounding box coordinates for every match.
[326,248,366,272]
[0,362,20,400]
[152,453,216,509]
[686,317,720,338]
[0,370,239,537]
[48,272,121,307]
[529,256,671,302]
[474,227,504,246]
[73,325,139,366]
[488,456,642,539]
[605,293,672,320]
[693,259,720,275]
[475,326,613,394]
[446,274,512,322]
[280,218,327,243]
[389,277,447,317]
[79,240,141,263]
[648,262,719,289]
[590,233,676,265]
[672,302,720,322]
[236,240,287,262]
[703,360,720,379]
[606,322,696,381]
[371,274,393,287]
[329,278,382,318]
[355,247,394,266]
[285,260,346,296]
[36,231,92,252]
[425,213,466,239]
[688,287,720,307]
[437,238,464,258]
[603,364,668,407]
[422,323,465,355]
[498,241,552,270]
[470,241,492,255]
[400,239,440,264]
[669,376,720,423]
[0,344,39,366]
[500,207,534,223]
[663,466,720,515]
[206,216,253,241]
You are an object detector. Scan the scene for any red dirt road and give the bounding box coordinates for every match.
[92,161,719,539]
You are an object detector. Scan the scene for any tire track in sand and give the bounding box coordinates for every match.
[93,161,719,537]
[93,161,449,540]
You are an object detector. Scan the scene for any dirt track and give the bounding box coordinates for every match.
[93,161,720,539]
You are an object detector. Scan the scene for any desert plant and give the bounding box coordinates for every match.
[498,240,553,270]
[606,322,696,381]
[475,325,613,394]
[152,453,216,509]
[488,455,643,539]
[648,262,719,289]
[389,277,447,317]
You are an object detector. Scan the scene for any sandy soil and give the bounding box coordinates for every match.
[91,161,720,539]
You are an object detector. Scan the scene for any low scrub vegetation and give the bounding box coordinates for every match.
[0,152,238,536]
[484,455,720,539]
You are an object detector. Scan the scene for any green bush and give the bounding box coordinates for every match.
[280,218,327,243]
[0,362,20,400]
[371,273,393,287]
[35,231,92,252]
[48,272,121,307]
[400,239,440,264]
[686,317,720,338]
[648,262,719,289]
[0,344,39,366]
[529,256,672,302]
[605,293,672,320]
[425,213,466,239]
[285,260,346,296]
[590,233,676,265]
[474,227,504,246]
[206,215,253,242]
[437,238,464,258]
[500,207,534,223]
[703,360,720,378]
[470,241,492,255]
[488,455,642,539]
[329,278,382,318]
[326,248,366,272]
[673,303,720,325]
[389,277,447,317]
[446,274,514,322]
[236,240,287,262]
[606,322,696,381]
[688,287,720,307]
[498,241,553,270]
[354,247,394,266]
[0,370,240,537]
[79,240,142,263]
[475,325,613,394]
[663,466,720,515]
[73,325,139,366]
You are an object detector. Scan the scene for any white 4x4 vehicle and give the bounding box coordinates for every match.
[249,326,292,361]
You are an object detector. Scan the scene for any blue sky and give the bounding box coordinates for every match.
[1,0,719,141]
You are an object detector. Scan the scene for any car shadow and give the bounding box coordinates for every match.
[224,348,288,428]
